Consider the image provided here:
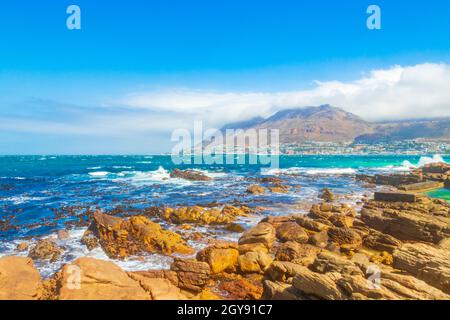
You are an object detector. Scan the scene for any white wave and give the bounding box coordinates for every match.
[261,167,356,175]
[3,196,47,205]
[191,169,227,178]
[305,168,357,175]
[417,154,446,167]
[87,166,102,170]
[136,161,153,164]
[88,171,110,177]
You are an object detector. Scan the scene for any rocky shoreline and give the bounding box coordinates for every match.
[1,165,450,300]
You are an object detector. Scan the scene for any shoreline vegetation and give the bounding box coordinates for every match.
[1,163,450,300]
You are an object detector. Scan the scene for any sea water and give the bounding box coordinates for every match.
[0,154,447,276]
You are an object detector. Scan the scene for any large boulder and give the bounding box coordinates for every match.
[53,258,151,300]
[310,252,363,276]
[170,259,211,293]
[276,222,308,243]
[246,185,267,195]
[0,256,43,300]
[393,243,450,294]
[361,199,450,244]
[162,205,248,225]
[170,169,212,181]
[362,229,402,253]
[327,227,362,251]
[238,251,273,274]
[275,242,320,266]
[28,239,63,262]
[83,211,193,259]
[239,222,276,249]
[292,267,346,300]
[196,243,239,274]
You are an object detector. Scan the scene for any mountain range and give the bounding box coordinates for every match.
[220,105,450,144]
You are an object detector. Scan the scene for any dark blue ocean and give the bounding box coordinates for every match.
[0,154,447,276]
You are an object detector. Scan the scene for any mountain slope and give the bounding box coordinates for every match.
[220,105,450,144]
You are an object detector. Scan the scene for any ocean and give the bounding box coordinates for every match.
[0,154,448,277]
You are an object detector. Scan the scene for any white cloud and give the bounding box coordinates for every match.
[120,63,450,127]
[2,63,450,140]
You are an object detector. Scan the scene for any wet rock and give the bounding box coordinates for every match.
[57,230,70,240]
[87,211,193,259]
[246,185,266,195]
[319,188,336,202]
[170,169,212,181]
[16,242,29,252]
[81,229,99,250]
[196,242,239,274]
[238,251,273,274]
[170,259,211,293]
[238,222,276,249]
[28,239,63,262]
[276,222,308,243]
[162,205,248,225]
[268,183,291,193]
[0,256,43,300]
[275,242,320,266]
[393,243,450,294]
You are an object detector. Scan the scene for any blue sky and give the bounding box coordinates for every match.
[1,0,450,154]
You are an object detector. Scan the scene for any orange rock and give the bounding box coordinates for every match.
[246,185,267,195]
[0,256,43,300]
[276,222,309,243]
[197,243,239,274]
[85,211,193,259]
[55,257,151,300]
[220,278,263,300]
[238,251,273,274]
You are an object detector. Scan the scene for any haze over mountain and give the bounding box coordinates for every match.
[220,105,450,144]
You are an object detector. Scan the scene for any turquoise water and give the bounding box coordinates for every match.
[0,154,447,276]
[427,188,450,202]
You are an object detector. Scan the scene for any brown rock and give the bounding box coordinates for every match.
[81,229,99,250]
[56,258,151,300]
[170,259,211,293]
[238,251,273,274]
[292,267,345,300]
[363,229,402,253]
[276,222,309,243]
[162,205,247,225]
[16,242,29,252]
[170,169,212,181]
[319,188,336,202]
[311,251,363,276]
[295,216,331,233]
[262,280,300,300]
[87,211,193,259]
[275,242,320,266]
[238,222,276,249]
[57,230,70,240]
[55,258,151,300]
[28,239,63,262]
[220,278,263,300]
[309,230,329,248]
[246,185,266,195]
[196,243,239,274]
[327,227,362,251]
[238,243,269,255]
[361,203,450,244]
[0,256,43,300]
[393,243,450,294]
